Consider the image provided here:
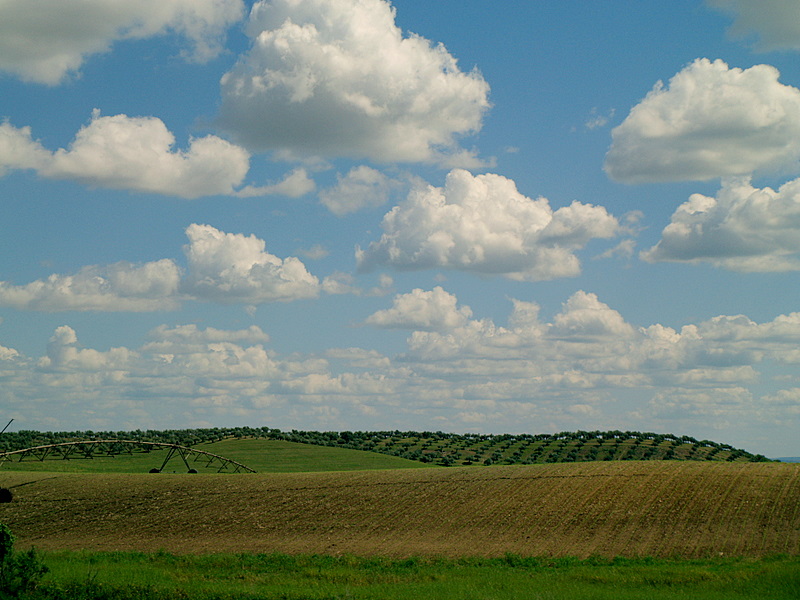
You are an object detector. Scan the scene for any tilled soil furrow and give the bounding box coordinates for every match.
[2,463,798,558]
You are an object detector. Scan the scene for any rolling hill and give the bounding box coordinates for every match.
[0,427,772,473]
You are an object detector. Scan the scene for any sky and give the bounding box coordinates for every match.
[1,0,799,458]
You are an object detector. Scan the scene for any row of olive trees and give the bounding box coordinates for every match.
[1,427,771,464]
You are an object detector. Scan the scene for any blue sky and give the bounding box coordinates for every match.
[1,0,800,457]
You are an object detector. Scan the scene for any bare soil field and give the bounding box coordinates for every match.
[1,461,798,558]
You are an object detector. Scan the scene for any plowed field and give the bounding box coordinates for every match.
[2,461,798,558]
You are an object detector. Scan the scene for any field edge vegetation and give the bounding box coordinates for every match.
[16,550,800,600]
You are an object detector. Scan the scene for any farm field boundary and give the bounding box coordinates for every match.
[2,461,798,559]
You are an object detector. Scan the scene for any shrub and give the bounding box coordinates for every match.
[0,523,49,598]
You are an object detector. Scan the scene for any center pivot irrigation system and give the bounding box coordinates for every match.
[0,440,256,473]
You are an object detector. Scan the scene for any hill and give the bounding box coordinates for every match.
[2,461,798,559]
[0,427,772,471]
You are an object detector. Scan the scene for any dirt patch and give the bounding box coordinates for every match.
[2,462,798,558]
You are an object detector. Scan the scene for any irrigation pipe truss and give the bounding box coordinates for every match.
[0,440,256,473]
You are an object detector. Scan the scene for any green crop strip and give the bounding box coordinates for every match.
[27,552,800,600]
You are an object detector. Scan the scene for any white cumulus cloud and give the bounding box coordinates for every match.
[365,286,473,331]
[356,169,620,281]
[0,224,324,311]
[39,325,136,370]
[550,290,637,340]
[605,59,800,183]
[403,289,800,397]
[0,259,181,312]
[0,343,19,361]
[146,324,270,347]
[234,167,315,198]
[182,223,320,303]
[218,0,490,166]
[319,166,395,216]
[642,176,800,271]
[0,121,50,174]
[0,0,245,84]
[0,112,252,198]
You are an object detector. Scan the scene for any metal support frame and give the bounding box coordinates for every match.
[0,440,256,473]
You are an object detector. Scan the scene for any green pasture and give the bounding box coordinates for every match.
[0,448,175,474]
[0,439,433,474]
[30,551,800,600]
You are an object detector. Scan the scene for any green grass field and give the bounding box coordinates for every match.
[0,439,431,474]
[197,438,436,472]
[27,552,800,600]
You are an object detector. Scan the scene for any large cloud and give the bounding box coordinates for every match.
[1,112,252,198]
[182,224,320,304]
[642,176,800,271]
[708,0,800,51]
[605,59,800,183]
[0,0,245,85]
[356,169,620,280]
[0,224,321,311]
[0,259,181,312]
[218,0,490,166]
[403,289,800,394]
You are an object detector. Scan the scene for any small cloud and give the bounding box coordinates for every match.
[594,239,637,261]
[624,210,645,225]
[146,323,269,346]
[365,286,472,331]
[0,344,19,361]
[235,168,315,198]
[301,244,330,260]
[322,272,361,295]
[584,107,615,130]
[319,166,395,216]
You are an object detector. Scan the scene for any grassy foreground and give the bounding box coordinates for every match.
[27,552,800,600]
